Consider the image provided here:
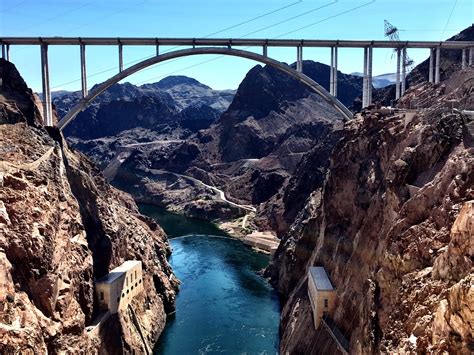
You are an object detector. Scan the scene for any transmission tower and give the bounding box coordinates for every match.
[384,20,414,71]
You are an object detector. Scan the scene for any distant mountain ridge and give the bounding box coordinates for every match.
[350,72,396,88]
[54,75,236,140]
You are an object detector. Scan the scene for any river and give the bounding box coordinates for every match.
[138,204,280,354]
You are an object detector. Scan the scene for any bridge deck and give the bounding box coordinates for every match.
[1,37,473,49]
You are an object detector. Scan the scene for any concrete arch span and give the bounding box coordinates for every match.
[57,47,353,130]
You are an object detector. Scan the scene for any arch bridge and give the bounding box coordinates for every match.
[1,37,473,128]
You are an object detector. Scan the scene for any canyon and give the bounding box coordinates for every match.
[1,24,473,354]
[0,59,178,353]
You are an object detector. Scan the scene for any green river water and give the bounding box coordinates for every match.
[138,204,280,354]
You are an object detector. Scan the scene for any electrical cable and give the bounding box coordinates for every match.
[109,1,339,87]
[440,0,458,40]
[48,0,305,90]
[13,0,96,34]
[136,0,374,88]
[274,0,376,38]
[0,0,28,14]
[238,1,337,38]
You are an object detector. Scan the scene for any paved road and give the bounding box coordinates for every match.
[150,168,257,213]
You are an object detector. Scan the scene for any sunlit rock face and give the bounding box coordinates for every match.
[0,58,178,354]
[271,67,474,354]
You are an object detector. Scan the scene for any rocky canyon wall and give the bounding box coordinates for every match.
[272,69,474,353]
[0,59,178,353]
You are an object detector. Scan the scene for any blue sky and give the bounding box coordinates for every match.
[0,0,472,92]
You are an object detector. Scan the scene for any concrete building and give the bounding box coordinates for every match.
[307,266,336,329]
[95,260,144,314]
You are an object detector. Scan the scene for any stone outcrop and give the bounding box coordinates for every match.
[0,59,178,353]
[271,68,474,353]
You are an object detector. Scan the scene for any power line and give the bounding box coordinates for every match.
[0,0,28,14]
[205,0,303,38]
[49,0,305,90]
[274,0,376,38]
[137,1,375,87]
[13,0,96,34]
[440,0,458,40]
[236,0,338,38]
[49,0,374,93]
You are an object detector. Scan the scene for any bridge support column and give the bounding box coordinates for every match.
[40,43,53,126]
[401,47,406,96]
[155,39,159,56]
[395,48,401,99]
[1,44,5,59]
[6,44,9,61]
[80,43,87,98]
[435,47,440,84]
[119,42,123,72]
[263,45,268,57]
[462,48,467,69]
[296,45,303,73]
[367,46,373,106]
[469,48,473,66]
[428,48,434,83]
[330,46,338,97]
[362,47,368,107]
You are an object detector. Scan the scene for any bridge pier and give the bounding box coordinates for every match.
[1,44,10,61]
[262,44,268,57]
[428,48,434,83]
[119,42,124,72]
[368,46,373,105]
[395,48,401,99]
[80,43,88,98]
[362,46,373,107]
[155,39,159,56]
[330,46,338,96]
[435,47,440,84]
[296,45,303,73]
[401,47,406,96]
[462,48,467,69]
[40,43,53,126]
[469,48,473,66]
[362,47,367,107]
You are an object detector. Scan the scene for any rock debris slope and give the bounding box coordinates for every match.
[271,68,474,353]
[0,59,178,353]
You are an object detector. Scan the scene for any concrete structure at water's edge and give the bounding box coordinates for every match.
[307,267,336,329]
[95,260,144,314]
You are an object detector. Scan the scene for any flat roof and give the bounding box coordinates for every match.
[309,267,335,291]
[96,260,141,284]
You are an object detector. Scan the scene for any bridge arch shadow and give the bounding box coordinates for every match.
[57,47,353,130]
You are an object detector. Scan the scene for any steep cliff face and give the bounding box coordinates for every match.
[0,59,178,353]
[272,68,473,353]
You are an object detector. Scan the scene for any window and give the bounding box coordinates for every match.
[135,270,137,280]
[100,292,104,301]
[324,299,328,308]
[126,277,128,286]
